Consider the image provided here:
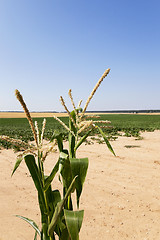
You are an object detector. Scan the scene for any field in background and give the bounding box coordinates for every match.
[1,111,160,118]
[1,114,160,150]
[0,112,68,118]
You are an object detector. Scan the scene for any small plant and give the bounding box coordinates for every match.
[12,69,115,240]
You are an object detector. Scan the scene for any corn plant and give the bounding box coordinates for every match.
[52,68,115,159]
[12,68,115,240]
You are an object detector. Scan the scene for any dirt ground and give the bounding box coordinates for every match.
[1,131,160,239]
[1,111,160,118]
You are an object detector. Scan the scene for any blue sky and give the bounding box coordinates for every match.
[0,0,160,111]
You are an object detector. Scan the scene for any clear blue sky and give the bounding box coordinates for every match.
[0,0,160,112]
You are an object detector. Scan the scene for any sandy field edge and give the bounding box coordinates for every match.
[1,112,160,118]
[1,131,160,239]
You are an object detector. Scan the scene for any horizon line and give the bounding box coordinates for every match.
[1,109,160,113]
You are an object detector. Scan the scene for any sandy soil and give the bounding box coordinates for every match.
[0,112,68,118]
[1,112,160,118]
[1,131,160,239]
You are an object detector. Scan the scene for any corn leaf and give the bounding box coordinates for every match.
[74,129,92,152]
[42,223,50,240]
[15,215,41,236]
[51,190,61,209]
[45,186,55,221]
[34,231,37,240]
[44,159,59,191]
[64,210,84,240]
[70,158,88,208]
[24,155,47,212]
[47,189,66,237]
[38,192,48,224]
[69,111,76,158]
[97,126,116,156]
[50,130,63,152]
[59,152,73,192]
[59,151,74,210]
[60,158,73,191]
[60,227,70,240]
[46,188,62,230]
[11,157,23,176]
[48,176,77,236]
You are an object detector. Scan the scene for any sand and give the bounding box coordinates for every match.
[1,112,160,118]
[1,131,160,239]
[0,112,68,118]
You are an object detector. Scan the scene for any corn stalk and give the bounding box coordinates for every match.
[12,69,115,240]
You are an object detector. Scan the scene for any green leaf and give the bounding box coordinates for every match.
[11,157,23,176]
[46,188,62,224]
[60,227,70,240]
[38,192,48,224]
[64,210,84,240]
[74,129,92,152]
[24,155,47,213]
[44,159,59,191]
[49,190,67,236]
[60,153,73,191]
[69,111,76,158]
[34,231,37,240]
[52,190,61,208]
[48,176,77,236]
[42,223,50,240]
[59,150,74,209]
[15,215,41,236]
[45,186,55,220]
[70,158,88,208]
[50,130,63,152]
[45,188,64,238]
[97,126,116,156]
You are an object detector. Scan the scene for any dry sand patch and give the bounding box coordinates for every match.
[0,131,160,239]
[1,112,160,118]
[0,112,68,118]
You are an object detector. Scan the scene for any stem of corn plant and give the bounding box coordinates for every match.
[37,149,52,239]
[44,192,51,237]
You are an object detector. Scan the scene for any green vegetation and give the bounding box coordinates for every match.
[0,117,68,142]
[98,114,160,139]
[1,114,160,150]
[11,69,115,240]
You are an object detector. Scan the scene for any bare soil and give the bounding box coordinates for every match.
[1,112,160,118]
[1,131,160,239]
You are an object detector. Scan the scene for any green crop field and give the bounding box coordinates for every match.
[1,114,160,150]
